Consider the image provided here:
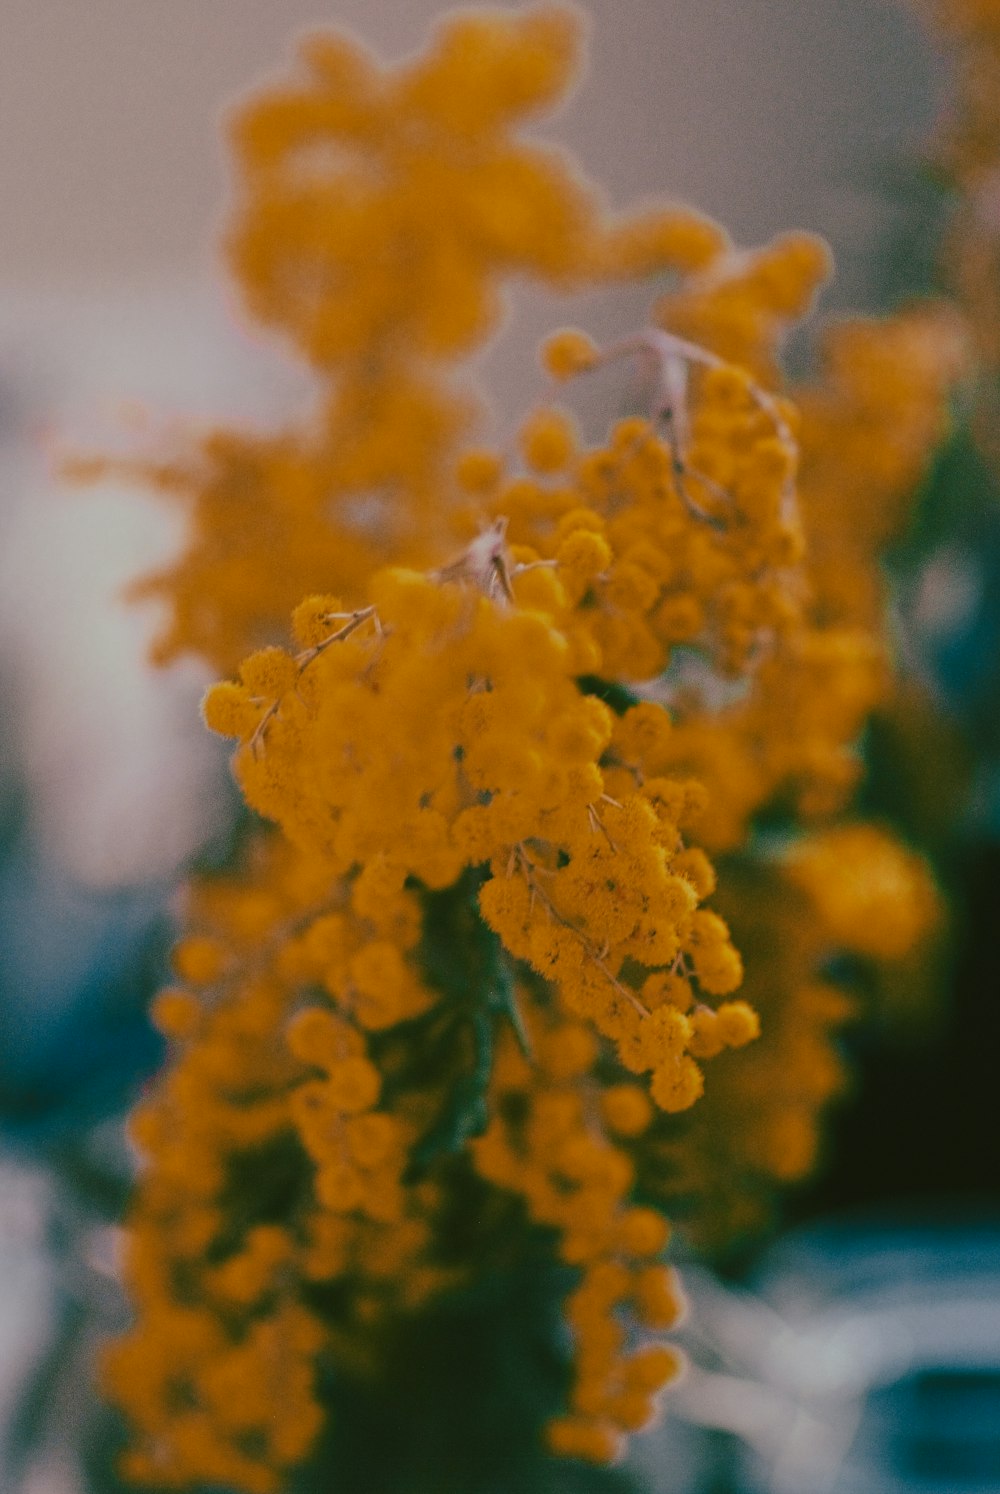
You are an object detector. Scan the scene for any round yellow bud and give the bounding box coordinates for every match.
[171,936,225,987]
[519,407,577,473]
[600,1083,654,1137]
[541,328,599,380]
[650,1055,704,1113]
[150,988,201,1039]
[716,1000,761,1047]
[456,449,503,494]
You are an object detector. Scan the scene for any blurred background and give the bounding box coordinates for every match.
[1,2,998,1491]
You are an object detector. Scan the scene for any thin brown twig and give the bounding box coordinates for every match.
[513,844,649,1017]
[248,606,379,754]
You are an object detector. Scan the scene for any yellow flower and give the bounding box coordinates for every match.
[99,4,957,1484]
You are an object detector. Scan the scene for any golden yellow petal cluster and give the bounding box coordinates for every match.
[96,7,954,1485]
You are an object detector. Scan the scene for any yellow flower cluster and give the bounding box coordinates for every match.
[796,305,969,629]
[477,366,805,685]
[100,5,958,1487]
[447,272,961,866]
[104,836,467,1491]
[785,822,941,963]
[206,562,749,1104]
[637,830,939,1248]
[652,229,833,386]
[659,316,962,845]
[77,4,742,674]
[474,991,684,1463]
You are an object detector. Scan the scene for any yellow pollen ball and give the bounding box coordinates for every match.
[557,528,612,582]
[150,989,202,1039]
[519,407,578,473]
[326,1057,381,1114]
[171,937,225,986]
[650,1057,704,1113]
[716,1000,761,1047]
[456,449,504,494]
[542,328,599,380]
[600,1084,654,1137]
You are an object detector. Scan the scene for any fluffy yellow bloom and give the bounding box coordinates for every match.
[205,557,747,1094]
[638,835,938,1247]
[107,834,467,1490]
[99,5,958,1486]
[785,823,940,963]
[474,990,683,1458]
[71,5,752,676]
